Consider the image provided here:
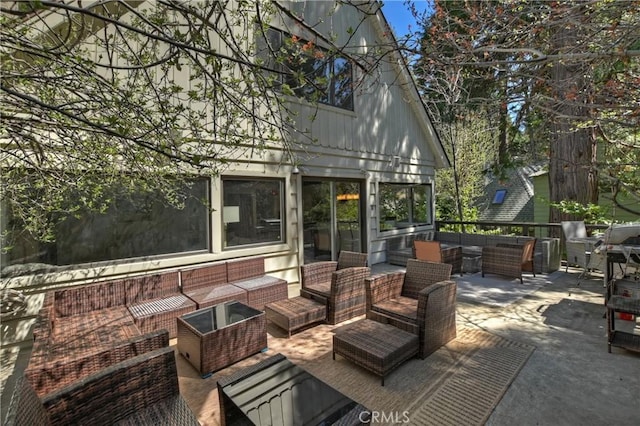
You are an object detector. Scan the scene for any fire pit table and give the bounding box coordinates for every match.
[217,353,370,425]
[177,301,267,378]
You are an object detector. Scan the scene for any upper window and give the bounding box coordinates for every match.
[492,189,507,204]
[379,183,432,231]
[256,27,354,111]
[1,178,210,272]
[222,178,285,248]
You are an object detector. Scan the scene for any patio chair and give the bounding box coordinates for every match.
[481,239,536,284]
[414,240,463,275]
[565,239,594,284]
[561,221,588,240]
[365,259,456,358]
[562,220,608,277]
[300,251,369,324]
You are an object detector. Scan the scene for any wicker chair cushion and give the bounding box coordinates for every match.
[303,282,331,298]
[371,296,418,323]
[231,275,286,291]
[127,295,195,318]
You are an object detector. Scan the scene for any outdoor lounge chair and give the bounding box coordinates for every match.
[365,259,456,358]
[300,251,369,324]
[414,240,463,275]
[481,239,536,284]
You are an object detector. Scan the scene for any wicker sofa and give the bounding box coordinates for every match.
[225,257,289,310]
[25,273,185,397]
[6,347,199,426]
[181,261,248,309]
[180,256,288,311]
[31,269,195,342]
[26,256,287,398]
[365,259,457,358]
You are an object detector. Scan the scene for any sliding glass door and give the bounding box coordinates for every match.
[302,179,364,263]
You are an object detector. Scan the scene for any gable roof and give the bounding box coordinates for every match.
[372,5,450,169]
[478,164,545,222]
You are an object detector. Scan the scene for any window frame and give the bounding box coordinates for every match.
[378,182,433,232]
[1,177,211,271]
[256,26,354,111]
[492,189,507,204]
[221,176,286,250]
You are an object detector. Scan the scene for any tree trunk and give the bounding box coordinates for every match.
[547,14,598,224]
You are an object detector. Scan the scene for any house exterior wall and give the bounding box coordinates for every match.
[1,2,446,349]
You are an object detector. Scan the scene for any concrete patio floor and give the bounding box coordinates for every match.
[443,266,640,426]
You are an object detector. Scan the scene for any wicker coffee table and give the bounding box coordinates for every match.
[333,319,419,386]
[177,301,267,378]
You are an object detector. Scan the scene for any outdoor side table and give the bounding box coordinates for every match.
[217,353,370,425]
[177,301,267,378]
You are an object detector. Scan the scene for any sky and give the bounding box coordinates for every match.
[380,0,432,37]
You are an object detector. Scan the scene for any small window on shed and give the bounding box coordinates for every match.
[492,189,507,204]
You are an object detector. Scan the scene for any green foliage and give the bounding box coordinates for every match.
[550,200,609,224]
[0,1,372,249]
[413,0,640,219]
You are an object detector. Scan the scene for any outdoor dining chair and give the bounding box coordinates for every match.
[414,240,463,275]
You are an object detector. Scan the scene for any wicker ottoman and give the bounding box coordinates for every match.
[265,296,326,337]
[333,319,419,386]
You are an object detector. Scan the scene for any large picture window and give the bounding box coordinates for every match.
[379,183,432,231]
[222,178,285,248]
[256,27,354,111]
[1,178,210,271]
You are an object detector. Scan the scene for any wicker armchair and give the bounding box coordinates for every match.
[365,259,456,358]
[6,347,199,426]
[414,240,463,275]
[481,239,536,284]
[300,250,369,324]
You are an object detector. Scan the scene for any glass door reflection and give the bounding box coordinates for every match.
[302,179,363,264]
